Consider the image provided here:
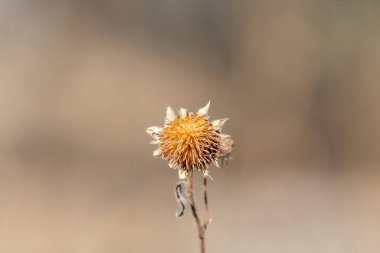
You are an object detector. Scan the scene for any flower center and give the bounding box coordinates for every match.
[159,115,220,171]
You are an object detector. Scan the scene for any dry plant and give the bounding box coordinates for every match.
[146,102,234,253]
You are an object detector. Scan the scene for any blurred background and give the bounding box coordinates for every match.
[0,0,380,252]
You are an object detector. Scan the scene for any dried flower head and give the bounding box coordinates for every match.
[146,101,233,179]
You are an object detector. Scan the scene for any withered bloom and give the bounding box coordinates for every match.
[218,135,235,166]
[146,102,233,179]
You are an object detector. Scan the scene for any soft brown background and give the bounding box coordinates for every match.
[0,1,379,252]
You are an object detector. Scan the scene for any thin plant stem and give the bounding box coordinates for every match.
[187,170,205,253]
[203,176,210,229]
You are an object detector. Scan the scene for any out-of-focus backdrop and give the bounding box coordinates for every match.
[1,1,379,252]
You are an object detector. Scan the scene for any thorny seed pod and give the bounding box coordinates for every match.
[146,101,233,179]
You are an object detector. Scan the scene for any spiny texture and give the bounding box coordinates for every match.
[146,102,233,179]
[161,114,221,174]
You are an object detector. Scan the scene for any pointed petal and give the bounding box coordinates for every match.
[178,170,187,179]
[165,105,176,123]
[179,108,187,118]
[212,118,229,131]
[153,148,162,157]
[146,126,162,137]
[197,101,210,116]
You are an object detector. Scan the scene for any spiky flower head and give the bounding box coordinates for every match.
[146,102,233,179]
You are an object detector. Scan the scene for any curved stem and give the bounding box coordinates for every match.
[203,176,210,229]
[187,170,205,253]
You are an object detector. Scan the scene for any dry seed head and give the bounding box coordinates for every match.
[146,102,233,179]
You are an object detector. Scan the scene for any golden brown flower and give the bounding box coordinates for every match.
[146,102,233,179]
